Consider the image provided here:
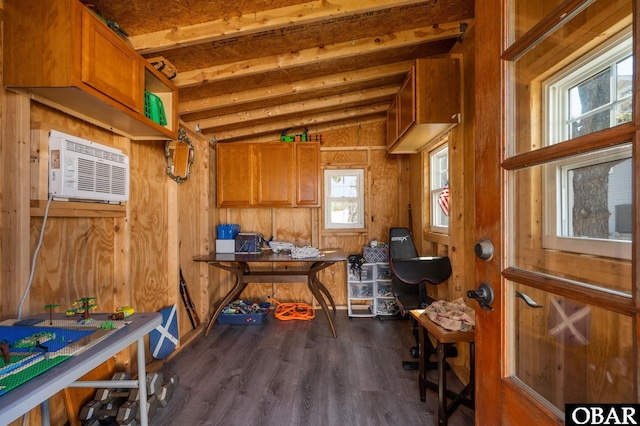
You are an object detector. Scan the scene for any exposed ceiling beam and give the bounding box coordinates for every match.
[204,103,389,141]
[195,85,399,131]
[128,0,440,54]
[179,61,412,114]
[173,22,466,88]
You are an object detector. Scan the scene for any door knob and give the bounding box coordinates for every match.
[467,282,495,311]
[474,239,494,260]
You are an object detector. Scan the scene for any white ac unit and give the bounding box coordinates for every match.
[48,130,129,203]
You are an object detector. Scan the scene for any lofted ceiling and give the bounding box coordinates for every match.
[88,0,474,142]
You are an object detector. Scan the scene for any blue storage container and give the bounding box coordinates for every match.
[217,224,240,239]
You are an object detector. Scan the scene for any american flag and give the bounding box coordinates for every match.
[437,183,449,216]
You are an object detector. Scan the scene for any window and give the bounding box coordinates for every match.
[542,31,633,260]
[543,145,632,260]
[324,169,364,229]
[430,144,449,233]
[545,31,632,145]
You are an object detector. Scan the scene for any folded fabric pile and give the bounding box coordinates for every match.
[290,246,322,259]
[423,298,475,331]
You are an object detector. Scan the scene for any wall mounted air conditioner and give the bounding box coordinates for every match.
[48,130,129,203]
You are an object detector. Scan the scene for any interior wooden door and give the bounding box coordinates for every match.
[474,0,638,424]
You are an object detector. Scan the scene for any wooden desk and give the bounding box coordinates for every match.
[0,312,161,426]
[410,309,475,426]
[194,249,346,338]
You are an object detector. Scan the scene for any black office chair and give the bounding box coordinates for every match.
[388,227,455,370]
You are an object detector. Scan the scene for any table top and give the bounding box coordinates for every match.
[0,312,161,425]
[410,309,475,343]
[194,248,346,264]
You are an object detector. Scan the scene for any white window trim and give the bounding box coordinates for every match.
[542,145,632,260]
[324,168,365,230]
[430,143,449,234]
[544,29,632,146]
[541,29,633,261]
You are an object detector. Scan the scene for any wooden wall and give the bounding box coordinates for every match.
[1,96,210,424]
[212,118,407,309]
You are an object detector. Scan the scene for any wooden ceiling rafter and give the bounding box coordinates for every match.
[178,61,413,114]
[171,22,466,88]
[87,0,474,142]
[195,85,400,131]
[128,0,444,54]
[209,102,390,142]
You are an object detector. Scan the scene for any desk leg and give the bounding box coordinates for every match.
[308,262,337,310]
[307,262,337,338]
[137,337,150,426]
[204,264,247,337]
[437,341,448,426]
[418,323,427,402]
[307,277,337,338]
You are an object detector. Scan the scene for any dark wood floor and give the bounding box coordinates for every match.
[152,311,474,426]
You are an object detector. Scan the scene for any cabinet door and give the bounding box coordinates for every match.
[415,58,460,124]
[217,143,253,207]
[81,8,142,112]
[295,143,320,206]
[255,143,294,206]
[397,67,416,139]
[386,95,399,149]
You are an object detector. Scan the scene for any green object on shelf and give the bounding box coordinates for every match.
[144,90,167,126]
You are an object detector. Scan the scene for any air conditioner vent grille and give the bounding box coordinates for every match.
[48,130,129,204]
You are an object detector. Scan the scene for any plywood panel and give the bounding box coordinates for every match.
[30,217,116,312]
[129,141,170,313]
[368,149,402,242]
[322,149,368,166]
[177,127,211,334]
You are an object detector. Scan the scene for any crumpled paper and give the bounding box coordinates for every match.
[422,298,475,332]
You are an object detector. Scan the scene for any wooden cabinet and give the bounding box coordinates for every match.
[295,143,321,206]
[255,143,294,206]
[387,58,460,154]
[217,143,253,207]
[4,0,178,140]
[217,142,320,208]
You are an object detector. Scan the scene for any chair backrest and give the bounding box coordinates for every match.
[389,227,418,259]
[389,227,452,285]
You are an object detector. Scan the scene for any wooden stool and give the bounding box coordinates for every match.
[410,309,475,426]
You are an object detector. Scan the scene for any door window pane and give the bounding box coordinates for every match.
[511,154,632,295]
[509,1,632,156]
[511,283,635,412]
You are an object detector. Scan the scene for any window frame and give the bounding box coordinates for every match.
[323,168,365,230]
[542,145,632,260]
[429,143,449,233]
[543,30,632,146]
[540,30,633,261]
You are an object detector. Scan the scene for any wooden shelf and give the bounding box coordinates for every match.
[4,0,178,140]
[30,200,126,218]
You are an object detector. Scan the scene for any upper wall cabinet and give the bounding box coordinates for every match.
[4,0,178,140]
[217,142,320,208]
[387,58,460,154]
